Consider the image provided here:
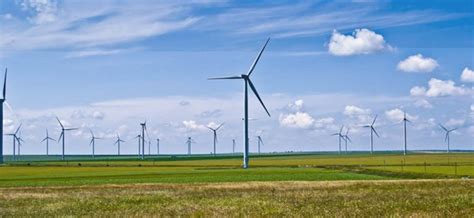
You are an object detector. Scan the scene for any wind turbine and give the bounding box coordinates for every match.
[0,68,7,164]
[140,122,147,159]
[342,128,352,154]
[41,129,56,156]
[56,117,79,161]
[232,139,236,154]
[5,124,21,161]
[332,126,344,154]
[114,134,125,156]
[256,135,264,155]
[208,38,271,169]
[89,129,102,158]
[134,134,141,158]
[439,124,457,153]
[207,123,224,156]
[363,115,379,154]
[186,137,196,155]
[156,138,160,155]
[16,134,24,159]
[402,112,410,156]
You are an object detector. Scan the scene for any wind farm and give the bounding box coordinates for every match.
[0,0,473,216]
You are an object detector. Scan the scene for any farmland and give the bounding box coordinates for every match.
[0,152,473,216]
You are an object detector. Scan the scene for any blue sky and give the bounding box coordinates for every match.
[0,0,472,155]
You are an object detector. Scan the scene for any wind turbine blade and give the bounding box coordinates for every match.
[14,124,22,135]
[56,117,64,129]
[49,137,56,142]
[41,138,47,143]
[2,68,7,100]
[346,136,352,143]
[339,126,344,134]
[438,124,448,132]
[372,127,380,138]
[58,132,64,142]
[208,76,242,80]
[247,79,271,117]
[247,38,270,76]
[372,115,378,126]
[450,128,458,132]
[65,128,79,131]
[362,125,371,128]
[216,123,225,131]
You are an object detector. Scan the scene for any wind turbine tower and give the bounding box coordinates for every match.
[114,134,125,156]
[332,126,344,154]
[5,124,21,161]
[41,129,56,156]
[56,117,78,161]
[402,112,410,156]
[256,135,264,155]
[363,115,380,154]
[186,137,195,155]
[89,129,102,158]
[207,123,224,156]
[156,138,160,155]
[343,128,352,154]
[232,139,236,154]
[0,68,7,164]
[140,122,147,159]
[439,124,457,153]
[209,38,271,168]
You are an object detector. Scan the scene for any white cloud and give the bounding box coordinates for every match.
[445,118,465,127]
[461,67,474,83]
[411,78,471,97]
[20,0,58,24]
[182,120,206,131]
[385,108,417,123]
[343,105,370,116]
[397,54,439,73]
[92,111,105,120]
[313,117,336,129]
[279,112,315,129]
[425,79,470,97]
[410,86,427,96]
[328,29,389,56]
[414,99,433,109]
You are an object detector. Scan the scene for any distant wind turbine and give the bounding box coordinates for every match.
[0,68,7,164]
[140,122,147,159]
[439,124,457,153]
[402,112,410,156]
[207,123,224,156]
[342,128,352,154]
[256,135,264,155]
[134,134,141,158]
[41,129,56,156]
[186,137,196,155]
[363,115,380,154]
[57,117,79,161]
[232,139,236,154]
[156,138,160,155]
[114,134,125,156]
[5,124,21,161]
[16,134,24,159]
[89,129,102,158]
[208,38,271,169]
[332,126,344,154]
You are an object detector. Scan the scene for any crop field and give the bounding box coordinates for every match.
[0,152,473,216]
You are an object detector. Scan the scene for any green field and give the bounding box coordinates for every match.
[1,152,473,216]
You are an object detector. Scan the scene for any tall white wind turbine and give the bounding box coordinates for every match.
[363,115,380,154]
[56,117,79,161]
[439,124,457,153]
[208,38,271,168]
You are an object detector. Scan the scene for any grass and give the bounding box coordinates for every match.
[0,152,473,216]
[0,180,472,216]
